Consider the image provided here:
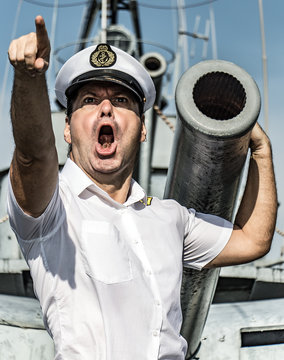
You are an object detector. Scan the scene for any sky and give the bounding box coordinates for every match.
[0,0,284,261]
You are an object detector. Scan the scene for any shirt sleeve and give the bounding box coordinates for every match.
[7,173,63,241]
[183,208,233,270]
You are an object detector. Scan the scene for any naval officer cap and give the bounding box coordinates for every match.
[55,43,156,113]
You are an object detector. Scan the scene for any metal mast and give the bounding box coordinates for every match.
[75,0,143,56]
[258,0,269,133]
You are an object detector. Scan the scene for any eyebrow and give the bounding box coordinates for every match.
[78,86,130,96]
[78,88,97,97]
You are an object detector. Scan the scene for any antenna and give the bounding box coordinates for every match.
[47,0,59,88]
[209,2,217,59]
[202,19,210,59]
[258,0,269,133]
[173,0,189,94]
[101,0,107,43]
[190,15,201,58]
[0,0,23,116]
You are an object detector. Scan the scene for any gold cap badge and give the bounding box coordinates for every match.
[90,44,117,68]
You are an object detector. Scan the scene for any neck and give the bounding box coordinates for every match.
[70,154,133,204]
[95,175,133,204]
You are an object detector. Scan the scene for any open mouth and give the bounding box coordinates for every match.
[98,125,114,148]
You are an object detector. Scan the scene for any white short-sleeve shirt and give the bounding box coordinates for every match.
[7,158,232,360]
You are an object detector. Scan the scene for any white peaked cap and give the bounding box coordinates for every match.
[55,43,156,113]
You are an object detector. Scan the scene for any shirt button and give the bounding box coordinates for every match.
[146,269,152,276]
[153,330,159,337]
[156,300,161,306]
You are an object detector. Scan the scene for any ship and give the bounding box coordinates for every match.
[0,1,284,359]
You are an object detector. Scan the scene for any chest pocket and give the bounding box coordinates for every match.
[81,220,133,284]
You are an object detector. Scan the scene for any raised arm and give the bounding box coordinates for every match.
[9,15,58,217]
[207,122,278,267]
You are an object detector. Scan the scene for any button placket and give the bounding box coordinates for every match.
[146,269,152,276]
[120,208,163,357]
[153,330,159,337]
[118,207,127,215]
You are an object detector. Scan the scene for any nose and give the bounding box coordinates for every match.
[99,99,113,118]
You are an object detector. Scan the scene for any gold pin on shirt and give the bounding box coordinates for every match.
[140,197,153,206]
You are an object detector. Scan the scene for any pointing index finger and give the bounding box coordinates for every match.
[35,15,50,53]
[34,15,50,72]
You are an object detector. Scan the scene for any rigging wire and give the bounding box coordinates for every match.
[23,0,91,7]
[23,0,218,9]
[53,38,176,64]
[0,0,23,115]
[161,0,178,101]
[47,0,59,87]
[138,0,218,10]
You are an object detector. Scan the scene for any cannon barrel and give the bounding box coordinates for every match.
[139,52,167,192]
[140,52,167,102]
[164,60,260,358]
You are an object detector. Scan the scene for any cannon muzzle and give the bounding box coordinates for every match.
[164,60,260,358]
[140,52,167,104]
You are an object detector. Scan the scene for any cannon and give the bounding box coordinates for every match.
[164,60,261,358]
[139,52,167,192]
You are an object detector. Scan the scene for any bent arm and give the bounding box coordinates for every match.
[9,16,58,217]
[207,123,277,268]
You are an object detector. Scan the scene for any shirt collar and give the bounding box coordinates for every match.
[125,179,147,207]
[60,158,147,207]
[60,158,94,196]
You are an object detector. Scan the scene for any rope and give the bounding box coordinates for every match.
[276,228,284,237]
[153,105,175,132]
[0,215,9,224]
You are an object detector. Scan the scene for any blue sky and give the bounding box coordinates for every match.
[0,0,283,259]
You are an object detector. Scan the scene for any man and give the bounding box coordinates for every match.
[7,16,277,360]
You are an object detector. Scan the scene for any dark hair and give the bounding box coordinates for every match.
[66,94,77,156]
[66,95,76,123]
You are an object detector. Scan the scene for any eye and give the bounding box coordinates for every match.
[113,96,128,104]
[83,96,96,104]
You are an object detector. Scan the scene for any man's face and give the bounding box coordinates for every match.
[64,82,146,182]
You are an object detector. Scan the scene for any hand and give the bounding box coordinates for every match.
[250,122,271,159]
[8,15,50,77]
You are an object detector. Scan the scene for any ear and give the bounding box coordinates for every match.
[140,115,147,142]
[64,117,71,144]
